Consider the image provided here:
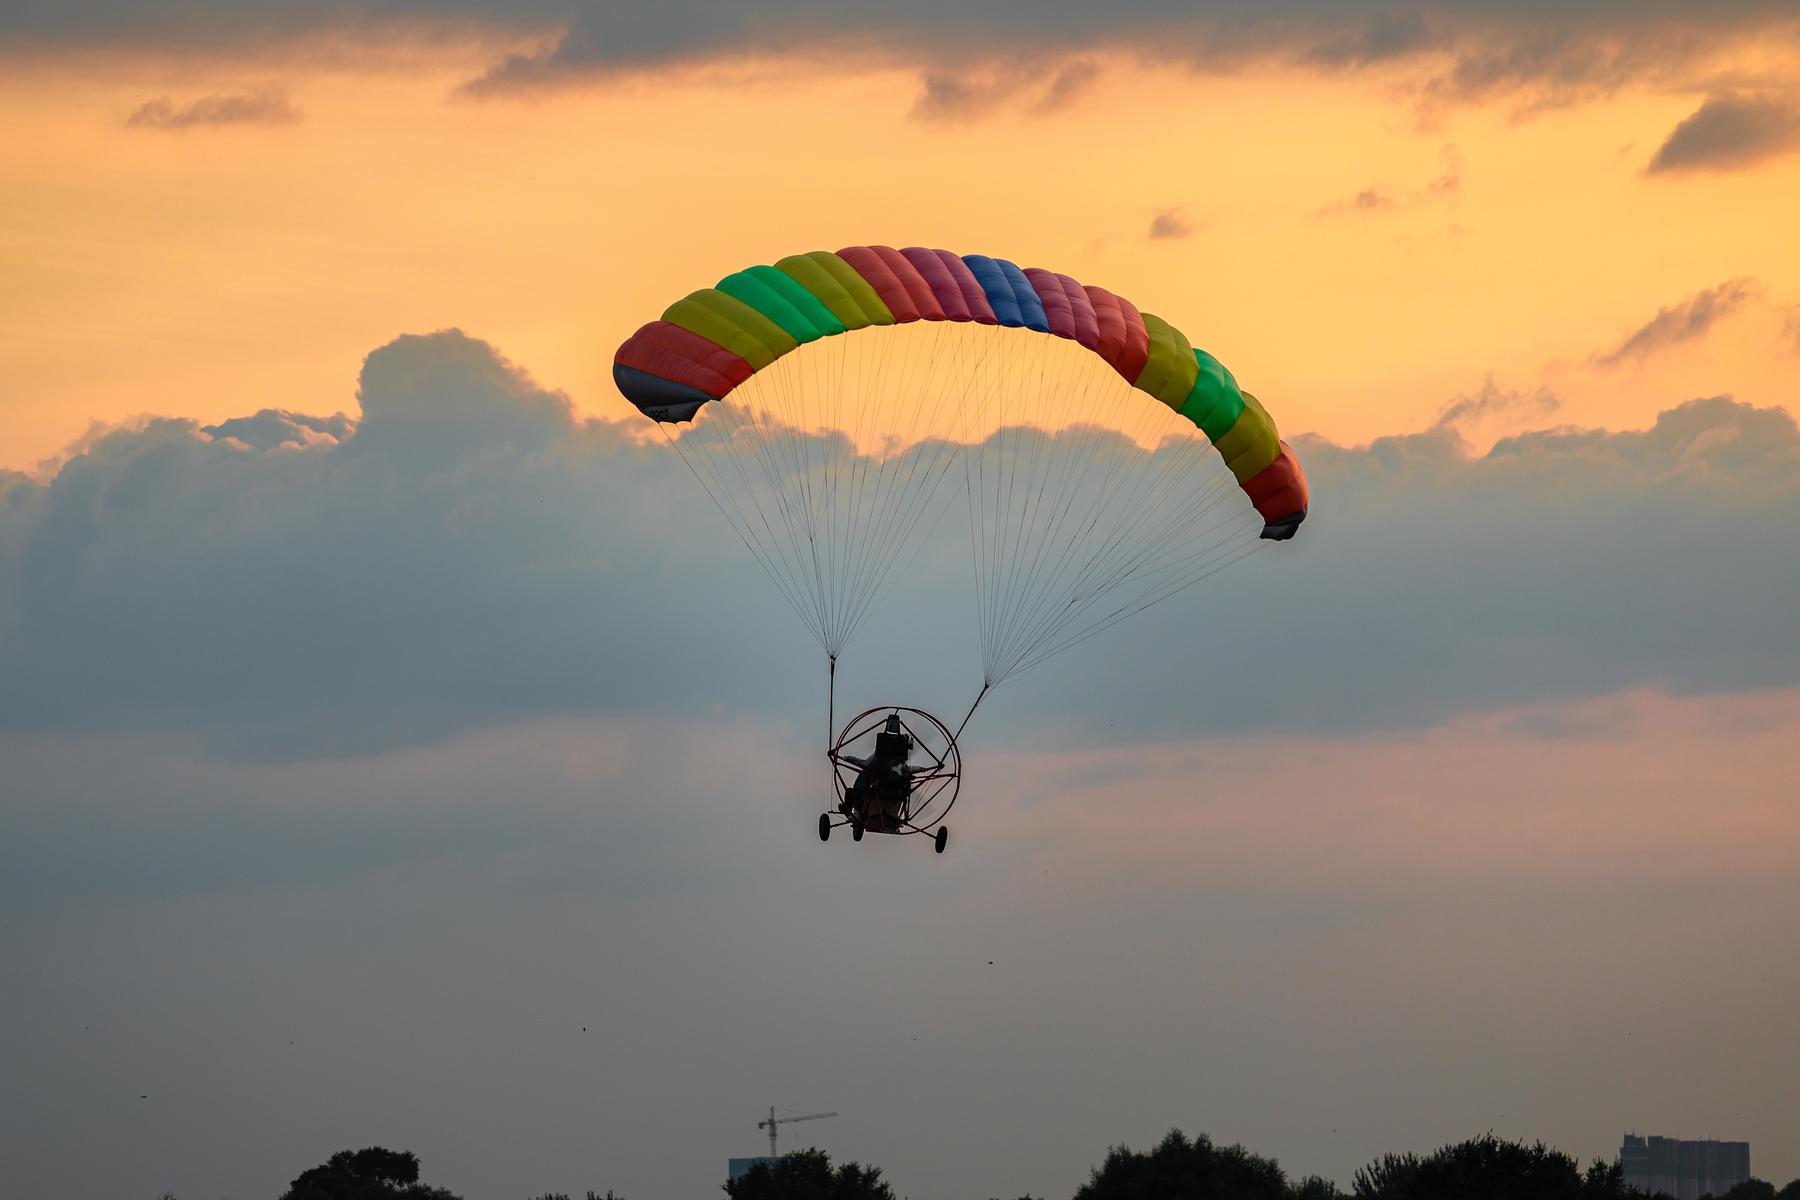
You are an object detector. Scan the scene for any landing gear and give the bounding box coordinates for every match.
[817,808,952,853]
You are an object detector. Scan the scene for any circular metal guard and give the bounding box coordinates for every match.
[827,706,962,836]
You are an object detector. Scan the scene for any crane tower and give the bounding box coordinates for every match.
[756,1106,837,1158]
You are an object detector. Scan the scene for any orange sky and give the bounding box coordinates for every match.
[3,48,1797,471]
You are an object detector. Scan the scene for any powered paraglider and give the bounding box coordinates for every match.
[614,246,1309,848]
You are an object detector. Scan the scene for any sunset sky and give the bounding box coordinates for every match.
[4,4,1798,1199]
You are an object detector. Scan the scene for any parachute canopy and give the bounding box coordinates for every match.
[614,246,1308,538]
[613,246,1309,686]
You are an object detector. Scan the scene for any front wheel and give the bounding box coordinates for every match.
[818,813,831,842]
[852,820,865,842]
[934,826,948,854]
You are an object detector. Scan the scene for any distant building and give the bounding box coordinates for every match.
[1621,1133,1750,1198]
[728,1156,777,1184]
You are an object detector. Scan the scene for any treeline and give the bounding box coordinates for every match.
[193,1132,1800,1199]
[729,1137,1799,1200]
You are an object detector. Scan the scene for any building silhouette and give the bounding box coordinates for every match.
[1621,1133,1750,1198]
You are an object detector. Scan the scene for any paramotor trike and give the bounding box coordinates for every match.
[818,706,960,853]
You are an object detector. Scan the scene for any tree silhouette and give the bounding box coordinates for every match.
[1353,1133,1645,1200]
[723,1148,894,1200]
[280,1146,460,1200]
[1581,1158,1633,1198]
[1717,1182,1777,1200]
[1073,1128,1297,1200]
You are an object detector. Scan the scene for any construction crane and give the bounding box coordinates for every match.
[757,1106,837,1158]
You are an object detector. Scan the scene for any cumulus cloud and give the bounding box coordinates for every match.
[1147,208,1193,240]
[2,329,1796,759]
[1590,277,1762,368]
[0,331,748,758]
[1646,91,1800,174]
[124,90,300,129]
[204,409,352,451]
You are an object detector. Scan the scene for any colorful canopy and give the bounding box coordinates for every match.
[613,246,1308,539]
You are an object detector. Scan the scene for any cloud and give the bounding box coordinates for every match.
[1589,277,1762,368]
[908,58,1100,121]
[1320,144,1464,220]
[1411,24,1703,119]
[1317,187,1396,217]
[1148,208,1193,240]
[206,409,352,451]
[1035,58,1100,112]
[124,90,300,130]
[0,330,733,758]
[1646,91,1800,173]
[461,7,1798,112]
[2,330,1797,759]
[910,70,989,121]
[1431,374,1560,433]
[9,2,1797,120]
[1428,142,1464,197]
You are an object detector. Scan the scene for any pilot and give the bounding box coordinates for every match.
[838,714,916,830]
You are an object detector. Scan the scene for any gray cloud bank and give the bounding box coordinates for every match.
[1,329,1796,759]
[7,1,1797,114]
